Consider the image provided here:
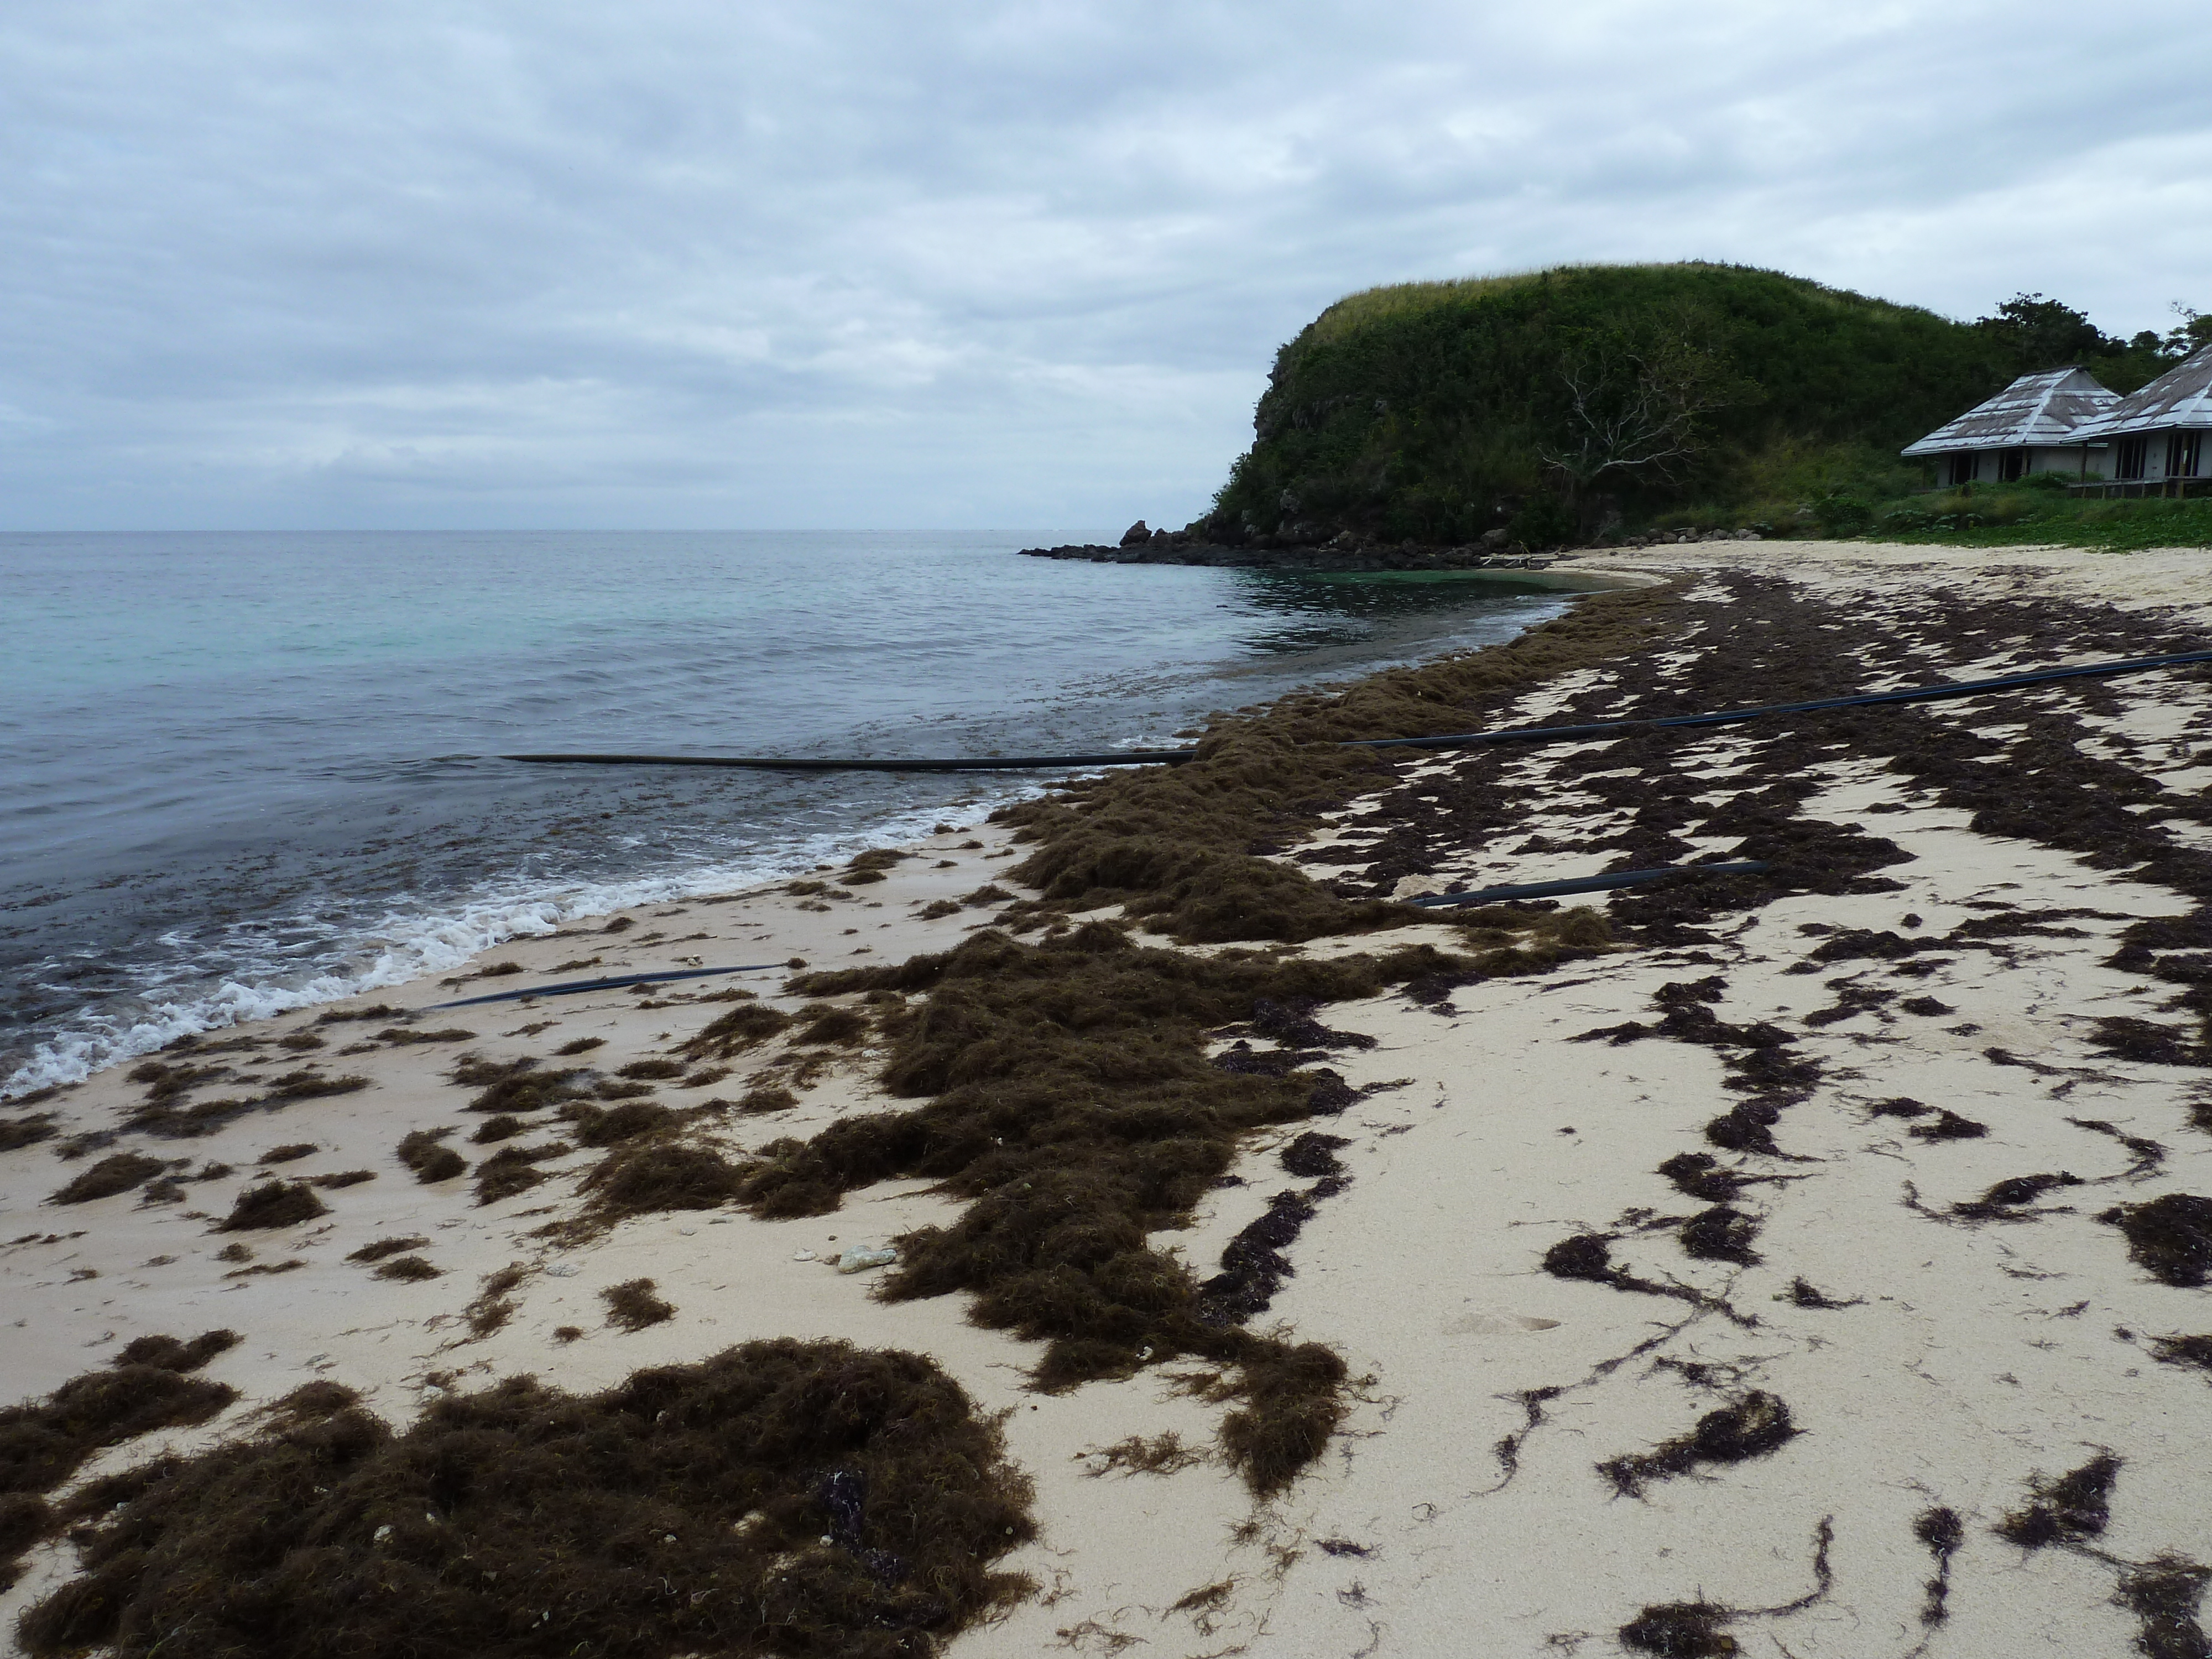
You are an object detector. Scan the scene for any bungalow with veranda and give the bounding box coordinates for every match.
[2071,343,2212,498]
[1900,366,2117,486]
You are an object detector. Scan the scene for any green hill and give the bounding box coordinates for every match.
[1198,262,2034,547]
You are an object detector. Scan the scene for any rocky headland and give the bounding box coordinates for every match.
[1021,517,1767,572]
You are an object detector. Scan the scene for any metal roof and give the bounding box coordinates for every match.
[1901,367,2117,456]
[2075,345,2212,438]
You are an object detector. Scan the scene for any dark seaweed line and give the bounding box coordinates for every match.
[1360,645,2212,751]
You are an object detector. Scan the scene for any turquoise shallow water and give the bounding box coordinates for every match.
[1,530,1564,1094]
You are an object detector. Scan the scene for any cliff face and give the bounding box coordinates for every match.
[1194,262,2013,549]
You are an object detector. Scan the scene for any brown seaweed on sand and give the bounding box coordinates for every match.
[213,1180,330,1231]
[0,1335,239,1589]
[448,1055,589,1115]
[560,1099,679,1146]
[601,1277,675,1330]
[583,1140,748,1219]
[48,1152,169,1205]
[1615,1516,1833,1655]
[471,1141,570,1206]
[1618,1601,1738,1656]
[742,920,1593,1493]
[2151,1333,2212,1380]
[1996,1452,2120,1548]
[15,1339,1033,1659]
[2116,1556,2212,1659]
[1599,1391,1798,1498]
[2101,1193,2212,1287]
[1914,1505,1964,1626]
[395,1128,466,1183]
[680,1003,792,1060]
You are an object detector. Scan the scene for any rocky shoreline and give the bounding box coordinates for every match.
[1020,519,1767,572]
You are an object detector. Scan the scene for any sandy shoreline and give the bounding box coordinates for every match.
[6,540,2212,1656]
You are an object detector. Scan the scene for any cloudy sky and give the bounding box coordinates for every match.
[3,1,2205,532]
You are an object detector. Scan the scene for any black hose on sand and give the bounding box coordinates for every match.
[1399,860,1770,909]
[426,963,786,1010]
[500,649,2212,774]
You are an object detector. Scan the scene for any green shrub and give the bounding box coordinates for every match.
[1813,493,1875,536]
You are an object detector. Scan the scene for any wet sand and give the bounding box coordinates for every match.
[5,540,2211,1657]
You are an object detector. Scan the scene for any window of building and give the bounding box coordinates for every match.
[2168,431,2204,478]
[1998,450,2026,482]
[2117,436,2149,481]
[1948,453,1978,487]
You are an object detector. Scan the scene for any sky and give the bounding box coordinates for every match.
[2,1,2206,532]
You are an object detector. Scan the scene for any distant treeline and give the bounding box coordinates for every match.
[1193,262,2209,549]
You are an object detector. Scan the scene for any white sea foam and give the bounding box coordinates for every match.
[1,795,995,1100]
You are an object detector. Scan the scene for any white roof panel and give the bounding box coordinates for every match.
[1901,367,2117,457]
[2075,345,2212,439]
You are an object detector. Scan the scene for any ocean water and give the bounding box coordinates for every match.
[1,531,1566,1097]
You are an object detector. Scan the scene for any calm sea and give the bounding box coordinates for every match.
[1,531,1564,1096]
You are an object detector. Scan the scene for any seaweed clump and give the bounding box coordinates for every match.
[1996,1452,2120,1549]
[0,1334,239,1589]
[1615,1516,1833,1655]
[793,1005,870,1046]
[213,1180,331,1231]
[1678,1206,1760,1264]
[17,1338,1034,1659]
[395,1128,466,1184]
[561,1099,679,1147]
[472,1142,570,1207]
[112,1332,240,1371]
[1914,1506,1963,1626]
[681,1004,792,1061]
[262,1070,369,1100]
[602,1278,675,1331]
[2151,1334,2212,1379]
[48,1152,169,1205]
[2101,1193,2212,1287]
[1909,1109,1989,1141]
[1,1112,58,1152]
[1618,1601,1737,1656]
[1540,1232,1728,1316]
[584,1140,749,1220]
[1950,1172,2084,1220]
[2117,1556,2212,1659]
[449,1056,588,1115]
[1599,1392,1797,1498]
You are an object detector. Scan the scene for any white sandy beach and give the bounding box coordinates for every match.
[6,540,2211,1657]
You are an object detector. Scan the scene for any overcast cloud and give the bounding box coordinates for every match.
[2,0,2205,530]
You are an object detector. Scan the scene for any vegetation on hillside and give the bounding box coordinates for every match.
[1196,263,2209,550]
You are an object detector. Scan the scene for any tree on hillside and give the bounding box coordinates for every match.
[1537,325,1750,505]
[1976,293,2106,371]
[1975,293,2209,389]
[2169,305,2212,356]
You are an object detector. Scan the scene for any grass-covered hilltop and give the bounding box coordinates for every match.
[1147,262,2211,555]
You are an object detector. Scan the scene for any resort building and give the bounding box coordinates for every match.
[1900,367,2117,486]
[2072,343,2212,497]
